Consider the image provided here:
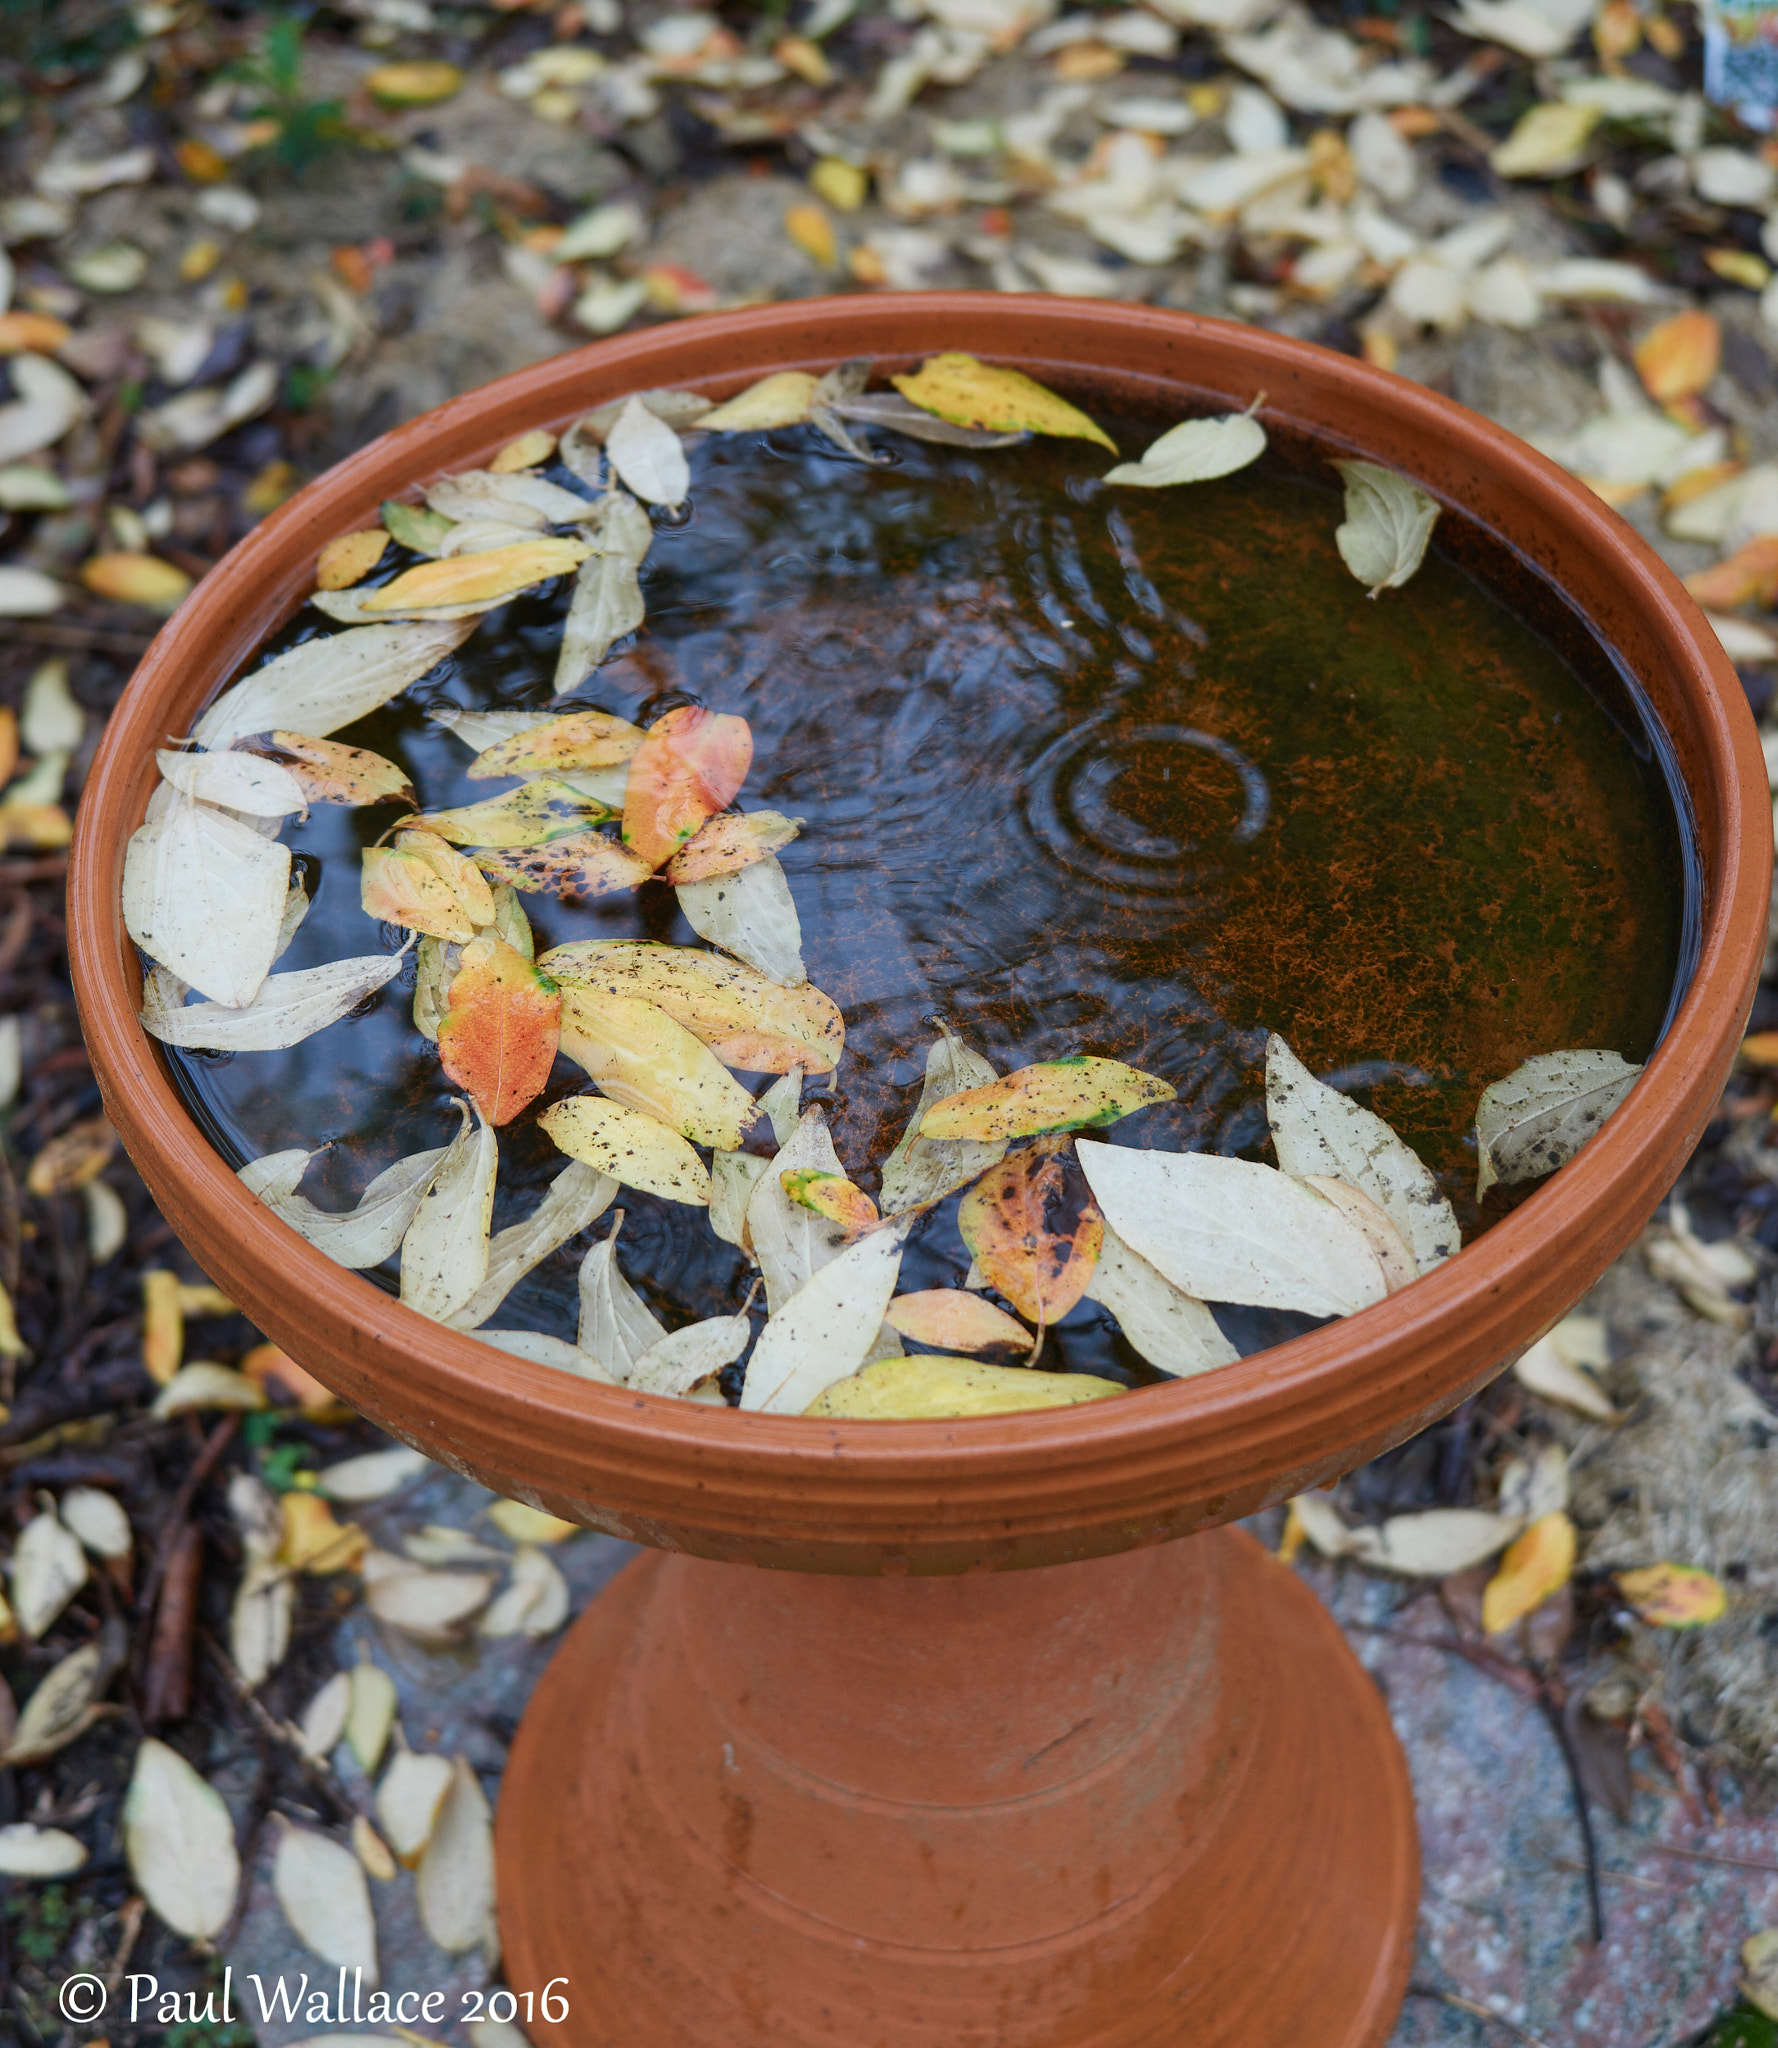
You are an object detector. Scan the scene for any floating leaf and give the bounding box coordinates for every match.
[317,530,389,590]
[142,950,405,1051]
[660,808,801,884]
[239,1144,448,1267]
[1482,1511,1576,1633]
[438,936,562,1126]
[481,1328,618,1380]
[362,845,476,943]
[782,1169,878,1232]
[1076,1142,1389,1317]
[378,1741,456,1866]
[540,1096,712,1205]
[559,987,756,1149]
[806,1354,1124,1419]
[414,777,610,847]
[10,1507,87,1638]
[553,488,654,694]
[884,1289,1031,1355]
[363,539,590,615]
[830,390,1026,448]
[123,790,290,1006]
[541,940,843,1074]
[699,371,820,432]
[622,707,753,871]
[382,499,455,554]
[1297,1175,1417,1293]
[605,395,690,510]
[740,1224,907,1414]
[0,1823,87,1876]
[478,1545,571,1639]
[491,428,558,473]
[449,1161,616,1331]
[920,1056,1173,1143]
[959,1137,1104,1329]
[1474,1049,1642,1198]
[473,830,652,901]
[1265,1034,1458,1272]
[426,467,595,529]
[578,388,713,441]
[1332,460,1441,595]
[747,1108,852,1313]
[1083,1222,1240,1378]
[629,1311,751,1397]
[577,1216,666,1376]
[1615,1562,1728,1628]
[155,746,309,818]
[193,619,474,747]
[252,732,415,807]
[124,1738,240,1941]
[890,352,1116,452]
[677,854,805,985]
[415,1759,497,1955]
[469,707,644,780]
[1634,309,1721,405]
[880,1026,1007,1214]
[1103,408,1266,488]
[275,1823,379,1982]
[399,1102,498,1322]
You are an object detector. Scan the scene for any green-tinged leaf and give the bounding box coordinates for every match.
[557,986,757,1149]
[1474,1049,1643,1198]
[473,829,652,900]
[540,1096,712,1205]
[879,1025,1005,1214]
[438,934,561,1126]
[382,499,456,554]
[1082,1222,1240,1378]
[622,707,754,871]
[739,1225,907,1413]
[746,1106,851,1313]
[1103,409,1266,488]
[660,808,801,885]
[781,1169,878,1232]
[540,939,843,1073]
[413,776,610,847]
[890,352,1116,452]
[393,828,496,926]
[1332,460,1441,596]
[884,1288,1030,1355]
[1615,1562,1728,1628]
[399,1102,498,1323]
[806,1354,1124,1418]
[958,1137,1103,1329]
[467,706,645,780]
[919,1056,1173,1143]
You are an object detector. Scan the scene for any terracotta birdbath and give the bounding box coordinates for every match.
[68,295,1770,2047]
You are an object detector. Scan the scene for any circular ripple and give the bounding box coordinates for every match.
[1024,716,1271,894]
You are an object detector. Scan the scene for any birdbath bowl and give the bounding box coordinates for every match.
[68,295,1770,2047]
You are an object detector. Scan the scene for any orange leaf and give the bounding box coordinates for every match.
[473,831,653,900]
[361,845,477,942]
[241,1341,352,1421]
[785,202,838,270]
[1615,1562,1727,1628]
[1683,533,1778,611]
[621,707,754,870]
[957,1136,1104,1327]
[467,708,645,779]
[1481,1511,1576,1634]
[437,934,561,1126]
[660,808,800,884]
[278,1492,368,1574]
[884,1288,1031,1355]
[256,732,416,808]
[1634,309,1720,405]
[27,1116,117,1197]
[0,707,16,789]
[780,1169,878,1232]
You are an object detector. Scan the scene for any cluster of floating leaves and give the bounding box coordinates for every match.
[122,356,1642,1421]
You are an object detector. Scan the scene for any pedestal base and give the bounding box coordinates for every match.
[497,1529,1417,2045]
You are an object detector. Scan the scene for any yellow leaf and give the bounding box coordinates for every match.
[1276,1499,1308,1565]
[361,846,477,943]
[80,553,191,612]
[697,373,820,433]
[785,203,839,271]
[473,831,652,902]
[180,238,221,283]
[467,709,644,779]
[659,808,801,883]
[1742,1030,1778,1069]
[393,829,495,928]
[362,539,590,614]
[919,1057,1173,1142]
[365,59,463,106]
[1633,309,1721,405]
[883,1288,1030,1355]
[557,987,757,1150]
[27,1116,117,1197]
[776,35,834,85]
[805,1354,1123,1418]
[141,1269,184,1386]
[0,803,72,850]
[1489,102,1599,180]
[1615,1562,1728,1628]
[487,1499,579,1544]
[244,460,299,515]
[891,353,1116,452]
[781,1169,878,1232]
[0,1279,25,1360]
[1743,1929,1778,2022]
[1481,1511,1576,1633]
[1662,459,1743,514]
[1705,247,1772,291]
[810,156,867,211]
[1685,535,1778,611]
[488,428,557,473]
[279,1492,368,1574]
[0,312,71,354]
[316,530,389,591]
[538,1095,712,1206]
[262,733,415,809]
[413,777,611,847]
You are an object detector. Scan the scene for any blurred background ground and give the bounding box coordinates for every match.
[6,2,1778,2044]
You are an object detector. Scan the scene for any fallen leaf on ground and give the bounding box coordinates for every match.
[399,1102,498,1322]
[362,1556,494,1640]
[959,1137,1104,1329]
[807,1354,1123,1418]
[124,1738,240,1941]
[280,1493,368,1574]
[0,1823,87,1877]
[59,1487,131,1562]
[1515,1320,1620,1420]
[1332,459,1441,595]
[10,1505,87,1638]
[622,707,754,870]
[1490,100,1599,179]
[1103,406,1266,487]
[740,1224,907,1413]
[1474,1049,1642,1197]
[27,1116,116,1196]
[1743,1930,1778,2023]
[2,1636,113,1765]
[891,352,1116,452]
[1483,1511,1576,1632]
[438,937,561,1126]
[416,1759,497,1957]
[920,1055,1173,1143]
[1684,535,1778,611]
[346,1661,398,1773]
[81,552,190,611]
[151,1363,267,1417]
[478,1546,571,1638]
[274,1821,379,1982]
[558,986,757,1148]
[1615,1563,1728,1628]
[677,853,806,985]
[377,1740,456,1865]
[319,1447,429,1504]
[1634,309,1721,404]
[541,1095,712,1204]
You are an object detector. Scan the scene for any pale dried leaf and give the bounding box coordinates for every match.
[553,488,652,693]
[807,1353,1123,1418]
[156,746,308,818]
[879,1027,1006,1214]
[477,1545,570,1638]
[477,1329,619,1380]
[415,1759,497,1955]
[1083,1222,1239,1377]
[605,395,689,510]
[400,1104,498,1321]
[1332,460,1440,595]
[151,1363,267,1417]
[376,1741,455,1865]
[194,620,474,748]
[577,1218,666,1377]
[352,1815,397,1883]
[58,1486,131,1561]
[275,1823,379,1983]
[1515,1332,1620,1420]
[448,1162,617,1330]
[10,1507,87,1638]
[22,659,84,754]
[1475,1049,1642,1197]
[299,1671,350,1759]
[1353,1507,1524,1576]
[144,951,405,1051]
[363,1562,493,1641]
[711,1148,770,1251]
[1296,1175,1418,1293]
[124,1737,240,1941]
[240,1146,449,1267]
[230,1562,293,1688]
[628,1312,750,1397]
[1103,409,1266,488]
[677,856,806,985]
[347,1662,398,1773]
[318,1446,429,1503]
[0,1823,88,1876]
[740,1225,907,1414]
[2,1638,108,1766]
[1498,1442,1571,1523]
[1076,1142,1389,1317]
[122,790,290,1007]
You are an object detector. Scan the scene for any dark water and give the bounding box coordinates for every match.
[164,412,1696,1386]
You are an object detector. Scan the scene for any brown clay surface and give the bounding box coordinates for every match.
[496,1527,1418,2047]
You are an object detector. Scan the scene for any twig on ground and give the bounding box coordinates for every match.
[1409,1983,1558,2048]
[1644,1840,1778,1876]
